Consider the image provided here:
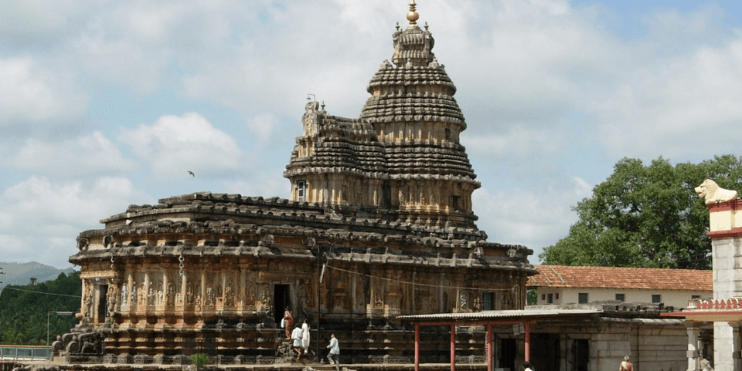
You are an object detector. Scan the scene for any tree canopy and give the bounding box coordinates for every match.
[540,155,742,270]
[0,271,80,345]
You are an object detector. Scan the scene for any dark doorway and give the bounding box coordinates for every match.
[531,333,560,371]
[274,284,290,324]
[573,339,589,371]
[97,285,108,323]
[498,337,516,371]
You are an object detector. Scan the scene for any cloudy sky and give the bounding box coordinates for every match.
[2,0,742,269]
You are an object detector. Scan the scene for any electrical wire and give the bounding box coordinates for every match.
[324,264,515,292]
[2,286,81,298]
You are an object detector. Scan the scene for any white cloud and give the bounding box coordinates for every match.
[0,176,146,267]
[586,37,742,159]
[246,113,282,143]
[0,57,87,128]
[8,131,136,177]
[221,170,290,199]
[473,176,593,262]
[119,112,246,179]
[0,0,97,47]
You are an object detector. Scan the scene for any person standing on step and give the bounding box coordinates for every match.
[327,333,340,371]
[291,325,303,361]
[619,356,633,371]
[283,308,294,339]
[301,320,311,355]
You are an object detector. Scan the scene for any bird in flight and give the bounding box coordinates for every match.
[188,171,195,177]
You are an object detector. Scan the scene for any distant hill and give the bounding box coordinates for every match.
[0,262,76,289]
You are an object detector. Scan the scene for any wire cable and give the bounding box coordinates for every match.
[2,286,81,298]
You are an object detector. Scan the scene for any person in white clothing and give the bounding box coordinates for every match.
[301,320,311,354]
[291,325,303,361]
[327,333,339,371]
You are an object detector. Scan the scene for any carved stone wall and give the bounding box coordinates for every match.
[65,192,534,364]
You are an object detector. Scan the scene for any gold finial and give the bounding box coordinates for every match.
[407,0,419,28]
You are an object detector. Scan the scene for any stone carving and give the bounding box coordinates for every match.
[512,285,521,310]
[206,287,214,305]
[157,283,164,306]
[459,292,468,312]
[77,237,89,252]
[106,285,117,316]
[696,179,738,204]
[148,286,155,307]
[52,332,103,356]
[472,295,482,312]
[186,284,194,304]
[260,290,272,315]
[225,280,234,307]
[246,280,256,308]
[374,292,383,309]
[120,286,128,311]
[137,283,145,306]
[166,283,175,307]
[298,280,310,317]
[83,285,93,318]
[502,291,513,310]
[130,282,137,306]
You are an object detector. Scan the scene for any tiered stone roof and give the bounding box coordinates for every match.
[73,192,532,270]
[285,8,480,228]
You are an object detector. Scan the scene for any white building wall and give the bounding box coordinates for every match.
[534,287,710,309]
[712,237,742,371]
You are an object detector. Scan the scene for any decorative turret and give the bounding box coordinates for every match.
[285,2,480,228]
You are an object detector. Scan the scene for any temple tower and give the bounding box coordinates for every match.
[285,1,479,228]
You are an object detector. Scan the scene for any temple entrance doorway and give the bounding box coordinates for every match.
[532,333,560,371]
[498,337,516,371]
[97,285,108,323]
[572,339,589,371]
[274,284,291,324]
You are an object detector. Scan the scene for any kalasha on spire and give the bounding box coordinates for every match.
[407,0,420,28]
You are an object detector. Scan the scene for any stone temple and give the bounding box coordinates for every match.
[54,2,536,366]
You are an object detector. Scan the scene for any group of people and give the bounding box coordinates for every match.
[282,308,340,370]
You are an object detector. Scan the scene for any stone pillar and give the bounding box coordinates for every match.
[712,236,742,371]
[687,324,700,371]
[162,272,169,311]
[144,271,150,310]
[181,269,187,309]
[240,267,246,312]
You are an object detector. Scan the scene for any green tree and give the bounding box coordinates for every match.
[0,271,81,344]
[540,155,742,269]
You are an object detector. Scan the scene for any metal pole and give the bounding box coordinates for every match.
[47,311,50,360]
[414,323,420,371]
[487,324,493,371]
[525,323,530,363]
[316,245,321,361]
[450,324,456,371]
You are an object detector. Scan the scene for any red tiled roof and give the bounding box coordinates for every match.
[527,265,712,291]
